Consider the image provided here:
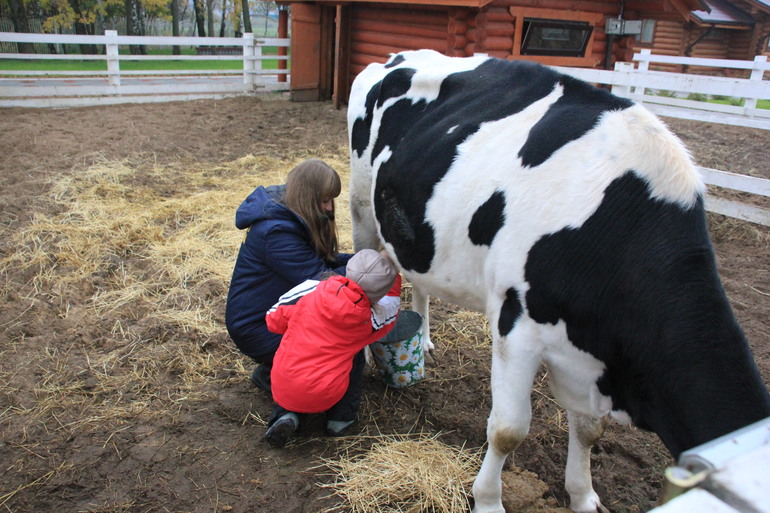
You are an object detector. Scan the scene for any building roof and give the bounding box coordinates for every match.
[691,0,755,26]
[276,0,495,6]
[741,0,770,12]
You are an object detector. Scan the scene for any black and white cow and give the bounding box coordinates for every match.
[348,49,770,513]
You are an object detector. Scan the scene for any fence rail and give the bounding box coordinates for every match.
[0,30,289,107]
[2,41,769,226]
[553,49,770,130]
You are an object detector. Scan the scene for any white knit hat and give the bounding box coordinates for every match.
[346,249,397,303]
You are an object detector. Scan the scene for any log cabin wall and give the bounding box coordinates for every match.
[628,12,686,72]
[729,0,770,59]
[489,0,621,68]
[346,0,625,82]
[282,0,710,103]
[633,0,769,75]
[348,4,451,79]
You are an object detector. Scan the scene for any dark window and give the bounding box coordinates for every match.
[521,19,594,57]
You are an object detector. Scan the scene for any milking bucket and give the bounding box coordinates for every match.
[370,310,425,388]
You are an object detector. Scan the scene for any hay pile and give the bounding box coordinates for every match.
[319,434,482,513]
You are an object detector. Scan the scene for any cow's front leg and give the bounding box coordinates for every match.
[565,412,609,513]
[412,287,434,363]
[472,330,541,513]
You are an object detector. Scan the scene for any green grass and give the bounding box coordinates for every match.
[709,98,770,109]
[649,90,769,110]
[0,46,287,72]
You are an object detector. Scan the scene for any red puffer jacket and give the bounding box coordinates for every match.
[266,274,401,413]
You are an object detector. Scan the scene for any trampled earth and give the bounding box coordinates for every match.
[1,96,768,513]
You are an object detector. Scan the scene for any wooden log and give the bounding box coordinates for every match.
[350,44,399,65]
[485,13,513,23]
[350,52,387,68]
[352,18,447,40]
[351,38,445,56]
[465,29,484,43]
[354,7,447,27]
[488,49,511,58]
[485,35,514,51]
[447,34,468,49]
[592,40,606,54]
[352,29,446,51]
[448,18,469,34]
[485,21,515,36]
[507,0,620,14]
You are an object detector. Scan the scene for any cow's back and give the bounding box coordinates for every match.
[348,50,704,314]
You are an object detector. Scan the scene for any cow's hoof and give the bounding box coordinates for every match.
[423,340,437,366]
[570,492,607,513]
[471,506,505,513]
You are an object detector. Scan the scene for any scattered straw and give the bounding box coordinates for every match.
[707,212,770,244]
[0,153,354,438]
[318,434,481,513]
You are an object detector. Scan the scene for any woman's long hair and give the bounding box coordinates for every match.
[283,159,342,262]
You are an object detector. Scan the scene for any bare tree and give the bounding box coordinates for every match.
[193,0,206,37]
[170,0,181,55]
[241,0,252,34]
[252,0,275,36]
[218,0,226,36]
[125,0,147,54]
[205,0,214,37]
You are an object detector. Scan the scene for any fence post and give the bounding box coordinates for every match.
[278,8,288,83]
[612,61,635,98]
[632,49,651,94]
[105,30,120,88]
[243,32,255,89]
[744,55,767,115]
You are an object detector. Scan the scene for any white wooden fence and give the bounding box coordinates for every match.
[2,40,769,226]
[554,49,770,130]
[0,30,289,107]
[554,51,770,227]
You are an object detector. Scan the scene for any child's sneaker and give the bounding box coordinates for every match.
[265,413,298,448]
[325,419,355,437]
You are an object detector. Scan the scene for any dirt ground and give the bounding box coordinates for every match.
[0,95,768,513]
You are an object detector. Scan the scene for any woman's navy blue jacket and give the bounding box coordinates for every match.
[225,184,352,363]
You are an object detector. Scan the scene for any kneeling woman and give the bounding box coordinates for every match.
[225,159,353,391]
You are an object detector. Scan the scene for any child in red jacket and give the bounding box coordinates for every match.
[263,249,401,448]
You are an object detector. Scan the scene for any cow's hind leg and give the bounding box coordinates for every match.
[565,411,609,513]
[472,332,541,513]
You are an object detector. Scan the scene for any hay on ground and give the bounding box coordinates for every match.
[319,434,481,513]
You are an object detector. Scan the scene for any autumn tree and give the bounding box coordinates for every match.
[4,0,35,53]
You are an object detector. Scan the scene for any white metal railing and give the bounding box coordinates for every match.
[0,30,290,107]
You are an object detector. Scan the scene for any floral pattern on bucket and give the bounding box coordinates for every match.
[370,311,425,388]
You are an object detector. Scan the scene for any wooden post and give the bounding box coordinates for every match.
[631,49,650,94]
[278,8,288,83]
[612,61,635,98]
[242,32,255,88]
[105,30,120,88]
[745,55,767,115]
